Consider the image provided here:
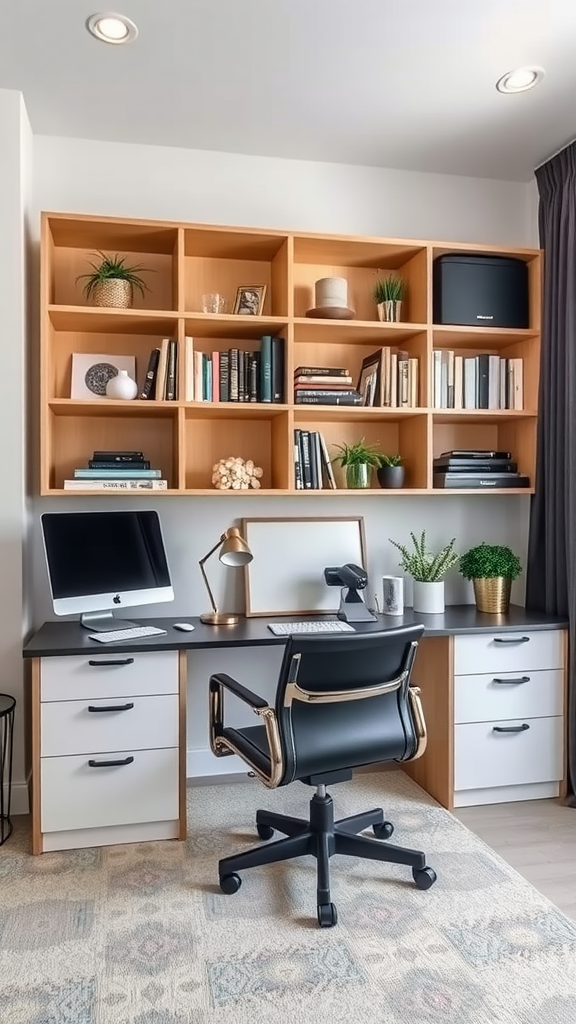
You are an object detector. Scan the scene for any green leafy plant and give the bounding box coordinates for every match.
[390,530,458,582]
[459,543,522,581]
[373,274,405,304]
[331,438,382,467]
[378,452,402,467]
[76,251,154,301]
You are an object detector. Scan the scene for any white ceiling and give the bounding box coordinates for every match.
[2,0,576,181]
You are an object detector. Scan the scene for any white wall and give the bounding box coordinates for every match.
[0,90,33,814]
[30,133,535,779]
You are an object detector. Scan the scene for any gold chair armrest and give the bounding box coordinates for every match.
[407,686,427,760]
[209,676,284,788]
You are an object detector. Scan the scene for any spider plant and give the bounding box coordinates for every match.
[373,274,405,304]
[76,251,153,301]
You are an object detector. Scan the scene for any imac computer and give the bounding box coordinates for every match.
[41,509,174,630]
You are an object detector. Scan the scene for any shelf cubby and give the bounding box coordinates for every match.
[183,227,290,317]
[182,407,290,492]
[44,216,179,312]
[432,411,537,492]
[292,235,428,323]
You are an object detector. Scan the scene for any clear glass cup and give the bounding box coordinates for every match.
[202,293,227,314]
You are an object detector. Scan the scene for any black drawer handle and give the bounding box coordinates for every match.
[493,636,530,644]
[492,724,530,734]
[492,676,530,685]
[88,658,135,667]
[88,756,135,768]
[87,702,134,713]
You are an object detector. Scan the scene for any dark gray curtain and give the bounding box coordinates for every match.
[526,141,576,802]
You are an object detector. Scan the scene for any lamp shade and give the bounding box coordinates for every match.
[219,527,253,568]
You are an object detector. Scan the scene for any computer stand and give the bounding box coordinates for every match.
[337,587,377,623]
[80,612,138,631]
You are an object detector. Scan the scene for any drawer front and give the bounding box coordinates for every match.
[454,630,564,676]
[41,693,179,757]
[41,651,178,702]
[454,669,564,725]
[41,746,179,832]
[454,717,564,791]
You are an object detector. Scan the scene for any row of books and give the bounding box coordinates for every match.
[294,366,362,407]
[432,351,524,410]
[294,429,337,489]
[140,336,285,403]
[63,450,168,491]
[362,348,419,408]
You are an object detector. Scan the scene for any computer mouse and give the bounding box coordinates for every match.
[173,622,195,632]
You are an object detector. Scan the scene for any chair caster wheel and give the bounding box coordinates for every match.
[412,866,437,890]
[373,821,394,840]
[220,873,242,895]
[257,823,274,840]
[317,902,338,928]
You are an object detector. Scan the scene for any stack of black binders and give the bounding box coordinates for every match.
[433,450,530,489]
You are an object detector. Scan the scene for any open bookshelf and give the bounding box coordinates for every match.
[40,213,541,496]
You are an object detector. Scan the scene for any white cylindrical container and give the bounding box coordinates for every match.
[106,369,138,400]
[382,576,404,615]
[315,277,348,309]
[412,580,445,614]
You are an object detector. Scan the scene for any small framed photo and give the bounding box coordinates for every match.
[357,350,383,407]
[233,285,267,316]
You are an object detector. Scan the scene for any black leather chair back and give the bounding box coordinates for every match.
[274,625,424,785]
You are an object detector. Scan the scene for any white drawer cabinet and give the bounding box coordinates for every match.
[32,649,185,853]
[452,630,566,808]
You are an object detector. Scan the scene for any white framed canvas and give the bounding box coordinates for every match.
[242,516,366,616]
[71,353,136,399]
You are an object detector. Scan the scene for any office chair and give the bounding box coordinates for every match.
[209,624,436,927]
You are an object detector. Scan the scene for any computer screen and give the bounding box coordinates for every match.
[41,509,174,629]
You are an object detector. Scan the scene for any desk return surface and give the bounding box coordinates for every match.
[23,607,568,853]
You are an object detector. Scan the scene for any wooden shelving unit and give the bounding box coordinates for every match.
[40,213,541,496]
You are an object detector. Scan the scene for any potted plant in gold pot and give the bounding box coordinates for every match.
[459,543,522,614]
[76,251,153,308]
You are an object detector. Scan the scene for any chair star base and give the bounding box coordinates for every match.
[218,786,437,927]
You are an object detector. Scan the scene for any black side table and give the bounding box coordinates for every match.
[0,694,15,845]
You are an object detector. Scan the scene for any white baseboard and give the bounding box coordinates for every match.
[453,781,559,807]
[6,781,29,816]
[187,747,249,780]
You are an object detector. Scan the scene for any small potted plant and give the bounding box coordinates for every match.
[331,438,381,489]
[377,453,405,489]
[373,274,405,322]
[390,530,458,613]
[76,251,153,309]
[459,543,522,614]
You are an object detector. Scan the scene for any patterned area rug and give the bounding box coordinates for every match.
[1,771,576,1023]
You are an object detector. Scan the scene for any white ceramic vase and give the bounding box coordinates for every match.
[106,369,138,400]
[412,579,445,614]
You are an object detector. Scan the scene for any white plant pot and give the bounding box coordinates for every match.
[412,580,445,614]
[106,369,138,400]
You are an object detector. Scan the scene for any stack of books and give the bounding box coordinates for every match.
[183,335,285,403]
[294,430,337,489]
[63,451,168,491]
[433,450,530,489]
[140,339,178,400]
[432,351,524,409]
[294,366,362,406]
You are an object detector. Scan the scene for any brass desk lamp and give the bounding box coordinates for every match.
[199,527,253,625]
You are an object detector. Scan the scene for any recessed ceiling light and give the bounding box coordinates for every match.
[86,12,138,44]
[496,66,545,94]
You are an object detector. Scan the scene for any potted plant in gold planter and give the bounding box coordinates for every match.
[373,274,405,322]
[459,543,522,614]
[332,438,381,489]
[390,530,458,613]
[76,251,153,308]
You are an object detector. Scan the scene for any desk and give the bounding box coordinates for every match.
[23,606,568,854]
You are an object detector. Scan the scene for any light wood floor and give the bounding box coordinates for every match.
[456,799,576,920]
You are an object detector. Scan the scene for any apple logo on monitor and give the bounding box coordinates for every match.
[113,595,121,604]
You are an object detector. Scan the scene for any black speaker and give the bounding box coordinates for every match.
[433,254,529,328]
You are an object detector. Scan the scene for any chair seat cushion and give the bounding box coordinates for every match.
[221,725,271,777]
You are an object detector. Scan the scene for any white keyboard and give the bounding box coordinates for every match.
[88,625,168,643]
[267,620,355,636]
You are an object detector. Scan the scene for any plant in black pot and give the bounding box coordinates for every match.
[459,543,522,614]
[377,453,405,489]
